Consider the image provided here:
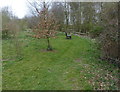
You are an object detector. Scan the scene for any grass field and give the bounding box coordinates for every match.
[2,32,119,90]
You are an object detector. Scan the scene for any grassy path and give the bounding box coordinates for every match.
[2,33,119,90]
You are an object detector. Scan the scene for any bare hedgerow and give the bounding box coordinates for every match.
[99,3,119,63]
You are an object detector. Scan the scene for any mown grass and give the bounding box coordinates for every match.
[2,32,119,90]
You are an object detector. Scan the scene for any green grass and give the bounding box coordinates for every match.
[2,32,119,90]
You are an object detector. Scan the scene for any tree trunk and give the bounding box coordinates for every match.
[47,37,52,51]
[118,2,120,59]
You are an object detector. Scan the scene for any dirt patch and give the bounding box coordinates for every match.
[75,58,81,62]
[1,59,16,62]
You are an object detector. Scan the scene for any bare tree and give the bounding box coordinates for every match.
[28,1,58,51]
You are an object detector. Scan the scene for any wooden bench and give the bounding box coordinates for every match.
[65,32,71,39]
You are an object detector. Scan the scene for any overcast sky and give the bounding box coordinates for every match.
[0,0,52,18]
[0,0,29,18]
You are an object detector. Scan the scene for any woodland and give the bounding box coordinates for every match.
[1,2,120,90]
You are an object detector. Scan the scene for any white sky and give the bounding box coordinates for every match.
[0,0,29,18]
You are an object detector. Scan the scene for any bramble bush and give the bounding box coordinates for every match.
[90,26,103,38]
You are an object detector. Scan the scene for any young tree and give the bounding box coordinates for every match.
[32,2,58,51]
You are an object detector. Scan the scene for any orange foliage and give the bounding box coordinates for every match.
[32,3,59,39]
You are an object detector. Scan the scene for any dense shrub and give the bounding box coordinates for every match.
[80,23,94,33]
[99,3,119,64]
[90,26,103,38]
[2,29,10,39]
